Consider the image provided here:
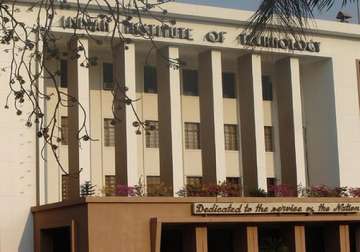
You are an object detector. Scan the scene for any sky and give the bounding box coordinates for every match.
[177,0,360,24]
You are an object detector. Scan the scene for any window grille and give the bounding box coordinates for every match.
[145,121,159,148]
[186,176,203,186]
[226,177,241,185]
[61,116,68,145]
[62,174,70,200]
[146,176,161,196]
[224,124,238,150]
[185,122,200,149]
[104,119,115,147]
[264,126,274,152]
[105,175,116,196]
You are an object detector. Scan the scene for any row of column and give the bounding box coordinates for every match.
[64,37,308,198]
[186,224,353,252]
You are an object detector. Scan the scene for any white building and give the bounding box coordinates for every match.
[1,1,360,251]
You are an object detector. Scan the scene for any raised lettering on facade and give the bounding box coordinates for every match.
[193,202,360,215]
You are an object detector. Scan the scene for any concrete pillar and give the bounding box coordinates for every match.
[195,226,208,252]
[35,38,46,205]
[275,57,307,187]
[294,225,306,252]
[339,225,350,252]
[67,38,91,198]
[157,47,184,195]
[237,54,267,194]
[198,50,226,184]
[246,226,259,252]
[112,42,138,187]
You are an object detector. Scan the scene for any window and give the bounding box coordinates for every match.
[224,124,238,150]
[62,174,70,200]
[105,175,116,196]
[264,126,274,152]
[60,59,68,88]
[144,66,157,93]
[183,69,199,96]
[147,176,161,196]
[61,116,68,145]
[103,63,113,90]
[226,177,241,185]
[145,120,159,148]
[185,122,200,149]
[60,60,68,88]
[104,119,115,147]
[222,72,236,98]
[186,176,202,186]
[262,75,273,101]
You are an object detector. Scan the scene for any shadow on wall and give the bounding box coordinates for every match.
[18,211,33,252]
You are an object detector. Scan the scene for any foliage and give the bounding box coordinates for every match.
[80,181,96,197]
[249,188,268,197]
[300,185,348,197]
[268,184,297,197]
[0,0,178,180]
[176,181,242,197]
[247,0,357,39]
[349,188,360,197]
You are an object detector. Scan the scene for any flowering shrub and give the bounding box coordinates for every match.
[300,185,348,197]
[147,183,173,197]
[176,181,242,197]
[249,188,268,197]
[349,188,360,197]
[102,179,360,198]
[268,184,297,197]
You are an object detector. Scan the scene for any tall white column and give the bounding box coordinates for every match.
[157,46,184,195]
[67,38,91,198]
[275,57,307,187]
[237,54,267,194]
[113,42,138,187]
[198,50,226,184]
[35,37,46,205]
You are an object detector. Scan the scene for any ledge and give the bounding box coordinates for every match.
[31,196,360,213]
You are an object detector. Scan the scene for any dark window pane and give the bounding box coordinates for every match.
[224,124,238,150]
[183,69,198,96]
[145,120,159,148]
[222,72,236,98]
[104,119,115,146]
[262,75,273,101]
[60,60,68,88]
[185,122,200,149]
[267,177,276,196]
[103,63,113,90]
[144,66,157,93]
[264,126,274,152]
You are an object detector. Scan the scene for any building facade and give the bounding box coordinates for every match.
[1,0,360,251]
